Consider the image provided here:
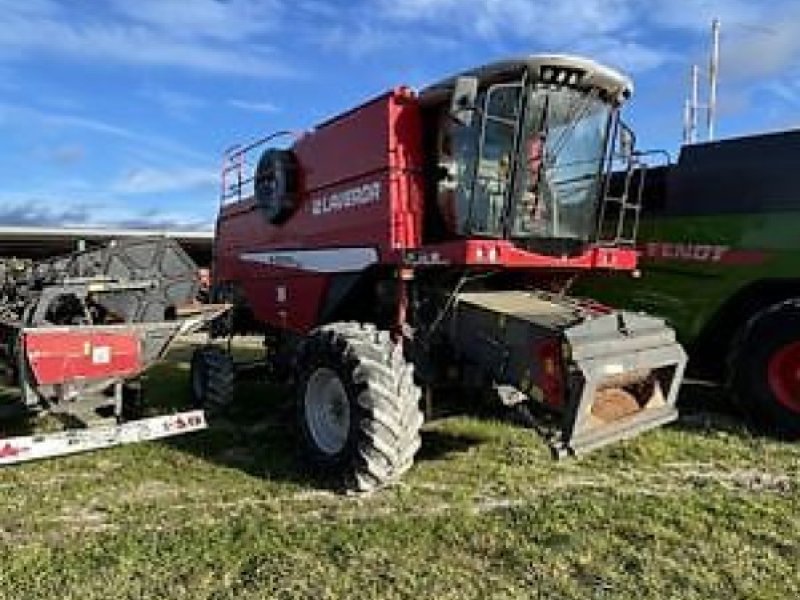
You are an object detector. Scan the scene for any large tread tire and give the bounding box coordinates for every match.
[190,345,235,415]
[295,322,423,493]
[728,299,800,439]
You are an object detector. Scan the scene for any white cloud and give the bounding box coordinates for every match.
[380,0,635,45]
[763,78,800,108]
[0,101,141,139]
[318,23,397,58]
[638,1,800,83]
[0,0,291,77]
[48,144,86,166]
[379,0,458,19]
[372,0,672,74]
[113,166,217,195]
[108,0,281,42]
[0,161,217,229]
[317,20,458,60]
[141,88,207,120]
[647,0,763,32]
[0,198,213,230]
[719,7,800,82]
[0,102,209,162]
[296,0,342,18]
[0,200,96,228]
[642,1,800,119]
[228,99,280,114]
[575,37,675,74]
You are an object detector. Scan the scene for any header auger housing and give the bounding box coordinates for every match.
[203,54,687,492]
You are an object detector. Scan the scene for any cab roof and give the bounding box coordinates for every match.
[419,54,633,106]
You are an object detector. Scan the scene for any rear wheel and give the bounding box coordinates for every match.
[295,323,423,492]
[729,300,800,438]
[190,345,235,414]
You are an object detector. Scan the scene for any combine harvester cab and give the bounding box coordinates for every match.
[0,238,225,464]
[206,54,688,491]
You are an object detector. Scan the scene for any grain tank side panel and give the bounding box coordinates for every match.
[213,89,425,334]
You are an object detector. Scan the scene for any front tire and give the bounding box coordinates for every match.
[729,300,800,439]
[296,323,423,493]
[190,345,235,414]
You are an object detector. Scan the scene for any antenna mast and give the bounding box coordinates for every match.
[707,17,720,140]
[682,18,720,144]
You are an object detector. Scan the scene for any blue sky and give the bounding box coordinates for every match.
[1,0,799,231]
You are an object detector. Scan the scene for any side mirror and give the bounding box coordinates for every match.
[450,76,478,127]
[619,122,636,159]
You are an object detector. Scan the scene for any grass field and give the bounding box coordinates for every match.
[0,343,798,599]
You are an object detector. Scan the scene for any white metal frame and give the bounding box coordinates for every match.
[0,410,207,466]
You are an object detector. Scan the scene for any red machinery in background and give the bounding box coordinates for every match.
[195,55,687,492]
[0,238,223,463]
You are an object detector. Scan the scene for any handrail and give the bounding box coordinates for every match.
[219,130,301,206]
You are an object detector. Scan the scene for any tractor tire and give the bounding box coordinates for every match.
[728,299,800,439]
[190,345,235,415]
[295,322,423,493]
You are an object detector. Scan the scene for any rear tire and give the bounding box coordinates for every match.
[728,300,800,439]
[190,345,235,414]
[295,322,423,493]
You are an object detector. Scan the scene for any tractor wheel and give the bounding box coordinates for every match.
[729,300,800,439]
[190,345,235,414]
[295,322,423,493]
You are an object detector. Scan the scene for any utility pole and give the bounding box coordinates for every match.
[707,18,720,141]
[690,64,700,143]
[683,64,701,144]
[682,18,720,144]
[683,98,692,144]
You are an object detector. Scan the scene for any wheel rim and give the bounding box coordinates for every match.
[304,367,351,456]
[767,341,800,413]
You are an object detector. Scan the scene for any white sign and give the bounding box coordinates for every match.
[91,346,111,364]
[311,181,381,216]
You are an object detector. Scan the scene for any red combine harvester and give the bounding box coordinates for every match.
[195,55,687,492]
[0,238,224,463]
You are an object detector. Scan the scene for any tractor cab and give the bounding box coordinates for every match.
[420,55,635,257]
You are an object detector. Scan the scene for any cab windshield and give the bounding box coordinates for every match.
[457,81,614,247]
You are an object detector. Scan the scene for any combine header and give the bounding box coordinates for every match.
[0,238,222,463]
[197,54,688,492]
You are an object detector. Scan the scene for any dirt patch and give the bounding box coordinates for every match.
[50,507,118,535]
[129,480,183,502]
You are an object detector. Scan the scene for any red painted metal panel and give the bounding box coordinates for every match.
[214,89,425,334]
[294,92,391,192]
[216,89,424,257]
[24,329,142,385]
[238,274,331,334]
[398,241,638,271]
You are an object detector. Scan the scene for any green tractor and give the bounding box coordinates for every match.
[582,129,800,437]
